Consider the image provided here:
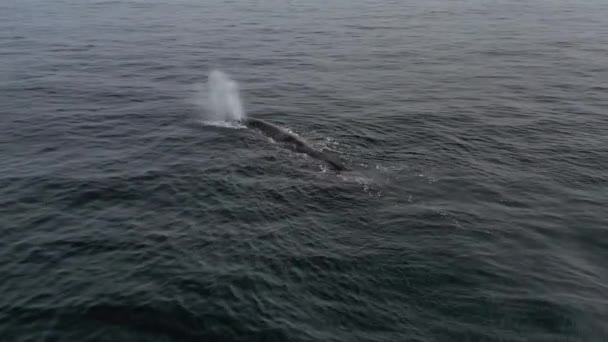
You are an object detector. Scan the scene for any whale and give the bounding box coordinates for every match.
[241,117,346,171]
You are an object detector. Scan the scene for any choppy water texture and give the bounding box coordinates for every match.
[2,0,607,341]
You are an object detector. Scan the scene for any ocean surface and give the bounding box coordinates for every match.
[1,0,607,341]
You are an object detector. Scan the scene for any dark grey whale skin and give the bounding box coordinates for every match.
[242,118,347,171]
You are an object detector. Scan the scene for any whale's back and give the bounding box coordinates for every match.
[242,118,346,171]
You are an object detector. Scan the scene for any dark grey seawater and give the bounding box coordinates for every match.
[2,0,607,341]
